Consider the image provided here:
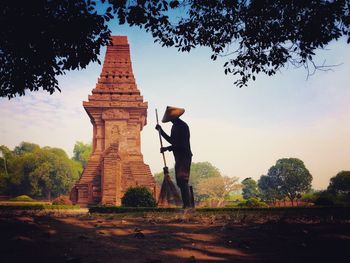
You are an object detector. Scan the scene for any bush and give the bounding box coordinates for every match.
[301,191,320,203]
[10,195,34,202]
[52,195,72,205]
[313,191,350,206]
[121,186,156,207]
[238,197,269,208]
[314,196,335,206]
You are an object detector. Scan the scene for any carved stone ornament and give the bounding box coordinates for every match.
[102,109,129,120]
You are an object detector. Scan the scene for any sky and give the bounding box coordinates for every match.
[1,23,349,190]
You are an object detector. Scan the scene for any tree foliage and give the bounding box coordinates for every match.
[153,161,222,200]
[107,0,350,87]
[327,171,350,194]
[1,0,111,98]
[258,174,282,203]
[153,161,221,187]
[72,141,92,168]
[153,161,230,203]
[121,186,156,207]
[196,176,241,206]
[3,1,350,98]
[241,177,259,199]
[262,158,312,205]
[0,142,82,199]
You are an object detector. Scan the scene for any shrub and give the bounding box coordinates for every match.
[52,195,72,205]
[313,191,350,206]
[238,197,269,208]
[121,186,156,207]
[10,195,34,202]
[314,196,335,206]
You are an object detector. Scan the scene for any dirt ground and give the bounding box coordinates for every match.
[0,212,349,263]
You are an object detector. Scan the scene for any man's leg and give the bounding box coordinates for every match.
[175,158,193,208]
[178,180,191,208]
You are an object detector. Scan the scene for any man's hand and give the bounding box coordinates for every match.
[155,124,162,131]
[160,147,167,153]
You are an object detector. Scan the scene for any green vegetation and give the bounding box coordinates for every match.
[238,197,269,208]
[196,176,241,207]
[9,195,34,202]
[154,162,221,188]
[0,203,79,210]
[0,142,83,199]
[121,187,156,207]
[258,158,312,205]
[241,178,259,200]
[3,1,350,97]
[72,141,92,168]
[328,171,350,196]
[154,162,240,204]
[52,195,73,205]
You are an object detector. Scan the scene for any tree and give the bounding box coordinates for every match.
[1,0,111,98]
[3,1,350,98]
[0,145,12,193]
[241,177,259,200]
[258,175,281,204]
[327,171,350,196]
[196,176,241,207]
[72,141,92,168]
[0,142,82,199]
[153,161,222,201]
[266,158,312,205]
[107,0,350,87]
[27,147,82,199]
[13,142,40,155]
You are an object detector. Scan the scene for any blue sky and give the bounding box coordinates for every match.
[0,23,349,189]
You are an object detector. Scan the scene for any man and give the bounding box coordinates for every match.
[155,106,193,208]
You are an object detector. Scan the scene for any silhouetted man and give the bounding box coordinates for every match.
[155,106,193,208]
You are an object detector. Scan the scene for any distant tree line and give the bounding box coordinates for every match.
[153,162,242,205]
[241,158,350,206]
[0,141,92,199]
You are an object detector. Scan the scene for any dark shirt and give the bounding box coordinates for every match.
[162,119,192,161]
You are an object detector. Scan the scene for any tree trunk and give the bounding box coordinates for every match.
[217,199,225,207]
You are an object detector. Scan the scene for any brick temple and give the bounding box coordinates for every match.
[70,36,156,206]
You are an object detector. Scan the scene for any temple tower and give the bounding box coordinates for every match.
[71,36,156,206]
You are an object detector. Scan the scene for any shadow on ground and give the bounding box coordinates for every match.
[0,214,349,263]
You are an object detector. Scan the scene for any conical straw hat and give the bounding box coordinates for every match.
[162,106,185,123]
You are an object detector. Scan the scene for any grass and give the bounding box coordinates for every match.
[87,205,350,223]
[0,202,80,210]
[9,195,35,202]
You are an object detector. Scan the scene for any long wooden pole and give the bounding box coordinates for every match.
[155,109,167,167]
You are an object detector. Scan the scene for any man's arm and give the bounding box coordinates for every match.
[155,124,173,144]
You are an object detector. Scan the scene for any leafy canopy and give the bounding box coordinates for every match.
[196,176,241,206]
[153,161,221,187]
[264,158,312,204]
[107,0,350,87]
[121,186,156,207]
[0,142,82,199]
[1,0,111,98]
[328,171,350,194]
[241,177,259,200]
[154,161,241,204]
[2,0,350,98]
[72,141,92,168]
